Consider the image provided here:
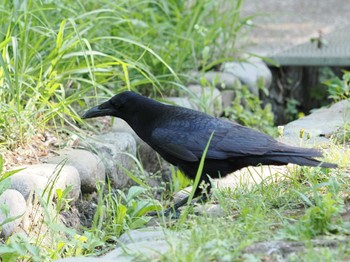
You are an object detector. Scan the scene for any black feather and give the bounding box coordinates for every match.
[82,91,337,210]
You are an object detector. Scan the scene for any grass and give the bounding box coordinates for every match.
[153,160,350,261]
[0,0,247,149]
[1,0,350,261]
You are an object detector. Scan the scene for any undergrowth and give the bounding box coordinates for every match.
[1,0,349,261]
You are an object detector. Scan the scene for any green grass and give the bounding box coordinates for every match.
[0,0,246,149]
[1,0,350,261]
[150,160,350,261]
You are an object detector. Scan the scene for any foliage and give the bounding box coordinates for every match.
[0,163,103,261]
[0,0,246,148]
[224,84,277,136]
[89,183,160,243]
[284,178,344,240]
[324,70,350,102]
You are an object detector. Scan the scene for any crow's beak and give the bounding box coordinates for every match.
[82,101,114,119]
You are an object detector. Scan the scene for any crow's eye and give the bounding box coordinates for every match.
[113,101,125,110]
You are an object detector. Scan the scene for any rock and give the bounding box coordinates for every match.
[216,165,289,190]
[194,203,226,217]
[187,71,241,91]
[9,173,48,200]
[174,187,191,203]
[222,57,272,96]
[112,118,169,177]
[10,164,81,200]
[165,97,195,110]
[104,227,177,260]
[118,227,168,244]
[45,149,103,194]
[174,165,288,210]
[55,228,179,262]
[80,132,136,189]
[221,90,235,109]
[112,119,138,141]
[243,237,348,258]
[188,84,223,116]
[55,258,106,262]
[0,189,27,238]
[203,71,241,90]
[281,99,350,146]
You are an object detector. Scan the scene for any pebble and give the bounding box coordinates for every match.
[46,149,103,194]
[79,132,136,189]
[0,189,27,238]
[10,164,81,200]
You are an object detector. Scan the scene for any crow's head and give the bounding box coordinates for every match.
[82,91,141,119]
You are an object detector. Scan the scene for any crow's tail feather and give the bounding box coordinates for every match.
[268,155,337,168]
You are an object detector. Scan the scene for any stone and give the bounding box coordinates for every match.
[9,173,48,200]
[188,84,223,116]
[55,258,107,262]
[55,228,179,262]
[281,99,350,146]
[173,165,288,213]
[222,57,272,96]
[165,97,195,110]
[45,149,103,194]
[0,189,27,238]
[187,70,241,91]
[112,118,167,176]
[216,165,289,190]
[79,132,136,189]
[10,164,81,200]
[104,227,176,260]
[221,90,235,109]
[112,118,138,141]
[118,227,168,244]
[194,203,226,217]
[203,71,241,90]
[243,237,348,259]
[174,187,191,203]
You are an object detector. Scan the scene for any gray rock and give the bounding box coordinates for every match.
[194,203,226,217]
[46,149,103,194]
[203,71,241,90]
[55,258,106,262]
[174,186,191,203]
[106,118,170,187]
[165,97,195,110]
[188,84,223,116]
[222,57,272,96]
[221,90,235,109]
[137,143,171,181]
[105,240,171,261]
[9,173,47,200]
[55,228,179,262]
[112,119,138,141]
[105,227,177,260]
[10,164,81,200]
[80,132,136,189]
[118,227,168,244]
[243,237,348,258]
[0,189,27,238]
[281,99,350,146]
[217,165,289,190]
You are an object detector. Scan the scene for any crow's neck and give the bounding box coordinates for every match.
[122,101,165,142]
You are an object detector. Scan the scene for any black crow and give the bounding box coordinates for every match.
[82,91,337,211]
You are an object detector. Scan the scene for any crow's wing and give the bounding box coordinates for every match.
[150,120,279,162]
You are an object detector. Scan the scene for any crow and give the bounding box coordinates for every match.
[82,91,337,211]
